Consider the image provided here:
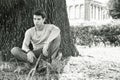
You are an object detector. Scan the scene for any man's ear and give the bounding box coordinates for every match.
[43,18,46,23]
[44,18,46,22]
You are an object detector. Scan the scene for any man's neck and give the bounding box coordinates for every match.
[35,25,45,31]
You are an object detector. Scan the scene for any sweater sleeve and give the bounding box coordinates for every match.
[45,25,60,43]
[22,30,31,52]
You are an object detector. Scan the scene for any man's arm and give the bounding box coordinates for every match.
[45,26,60,44]
[22,30,31,52]
[22,30,36,63]
[43,25,60,57]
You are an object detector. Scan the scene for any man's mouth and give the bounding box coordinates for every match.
[36,24,40,26]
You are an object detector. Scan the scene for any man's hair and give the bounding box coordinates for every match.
[33,9,47,19]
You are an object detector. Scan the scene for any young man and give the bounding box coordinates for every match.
[11,9,61,66]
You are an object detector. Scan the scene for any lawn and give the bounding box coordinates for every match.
[60,46,120,80]
[0,46,120,80]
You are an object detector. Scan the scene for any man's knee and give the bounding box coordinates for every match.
[11,47,20,55]
[53,35,61,46]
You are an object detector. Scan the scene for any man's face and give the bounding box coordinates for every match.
[33,15,45,27]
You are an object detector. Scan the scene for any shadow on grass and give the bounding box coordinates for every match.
[0,57,70,80]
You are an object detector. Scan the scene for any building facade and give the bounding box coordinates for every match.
[66,0,111,26]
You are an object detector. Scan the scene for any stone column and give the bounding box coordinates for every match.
[98,6,100,20]
[84,0,91,21]
[93,5,94,20]
[69,6,75,19]
[101,7,103,20]
[99,6,101,20]
[79,5,81,19]
[75,5,80,19]
[90,4,93,20]
[94,5,96,20]
[81,5,84,20]
[96,6,98,20]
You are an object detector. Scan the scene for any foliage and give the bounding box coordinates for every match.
[70,26,94,46]
[70,20,120,47]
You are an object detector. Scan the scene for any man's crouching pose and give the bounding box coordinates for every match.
[11,9,61,72]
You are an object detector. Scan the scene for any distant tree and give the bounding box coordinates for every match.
[108,0,120,19]
[0,0,79,61]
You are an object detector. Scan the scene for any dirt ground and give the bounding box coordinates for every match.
[0,46,120,80]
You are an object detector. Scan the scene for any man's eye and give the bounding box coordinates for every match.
[33,18,41,20]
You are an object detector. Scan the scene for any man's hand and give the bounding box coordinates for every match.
[27,51,36,63]
[43,43,50,57]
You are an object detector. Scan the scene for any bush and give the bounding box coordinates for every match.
[70,20,120,47]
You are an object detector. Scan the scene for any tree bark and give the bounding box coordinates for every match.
[108,0,120,19]
[0,0,78,61]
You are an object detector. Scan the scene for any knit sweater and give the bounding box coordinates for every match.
[22,24,60,52]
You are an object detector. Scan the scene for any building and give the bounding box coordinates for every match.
[66,0,111,26]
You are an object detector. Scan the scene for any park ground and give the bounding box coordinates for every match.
[60,46,120,80]
[0,46,120,80]
[76,45,120,63]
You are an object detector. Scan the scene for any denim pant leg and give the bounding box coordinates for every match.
[11,47,37,64]
[32,48,43,58]
[47,34,61,59]
[11,47,28,62]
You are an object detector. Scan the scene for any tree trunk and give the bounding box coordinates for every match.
[0,0,78,61]
[108,0,120,19]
